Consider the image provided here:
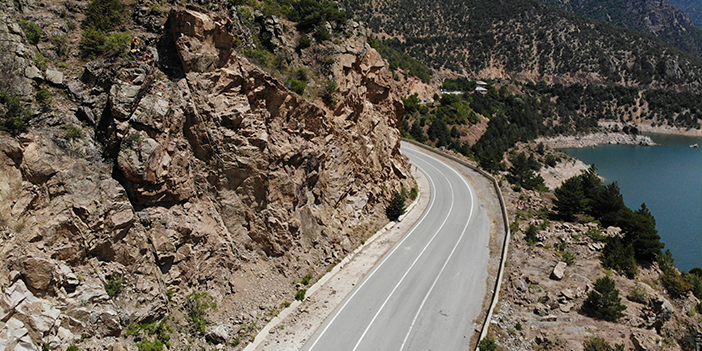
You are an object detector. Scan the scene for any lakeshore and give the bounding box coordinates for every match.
[536,132,656,149]
[559,133,702,272]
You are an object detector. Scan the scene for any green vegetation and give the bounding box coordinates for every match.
[583,336,625,351]
[0,92,33,135]
[19,21,42,45]
[554,176,586,220]
[127,319,172,351]
[104,274,124,298]
[409,186,418,200]
[544,0,702,58]
[506,152,546,191]
[659,250,693,298]
[386,192,406,221]
[581,276,627,322]
[287,67,309,95]
[368,35,432,83]
[340,0,702,86]
[627,282,649,304]
[67,346,80,351]
[65,126,84,140]
[478,336,498,351]
[524,223,539,245]
[295,289,306,301]
[82,0,126,32]
[35,88,52,107]
[185,292,216,336]
[80,0,128,58]
[553,166,664,276]
[288,0,348,31]
[301,273,313,286]
[321,79,338,105]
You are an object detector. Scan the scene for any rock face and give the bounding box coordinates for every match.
[0,6,410,351]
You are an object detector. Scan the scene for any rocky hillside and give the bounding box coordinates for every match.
[0,0,412,350]
[493,186,702,351]
[669,0,702,29]
[543,0,702,59]
[340,0,702,89]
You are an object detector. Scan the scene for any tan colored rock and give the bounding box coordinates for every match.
[21,257,54,292]
[550,261,567,280]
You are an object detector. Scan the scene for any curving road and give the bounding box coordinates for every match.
[300,142,490,351]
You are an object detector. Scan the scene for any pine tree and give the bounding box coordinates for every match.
[554,176,586,220]
[386,192,406,221]
[581,276,626,322]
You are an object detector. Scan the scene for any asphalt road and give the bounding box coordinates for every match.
[300,143,490,351]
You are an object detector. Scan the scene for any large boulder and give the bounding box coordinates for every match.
[550,261,567,280]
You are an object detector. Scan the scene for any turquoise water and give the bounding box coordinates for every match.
[562,133,702,272]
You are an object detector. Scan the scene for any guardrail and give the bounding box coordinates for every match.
[401,139,511,351]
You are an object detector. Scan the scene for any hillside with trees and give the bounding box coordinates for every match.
[340,0,702,89]
[543,0,702,59]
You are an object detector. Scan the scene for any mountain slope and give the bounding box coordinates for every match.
[542,0,702,59]
[669,0,702,29]
[341,0,702,88]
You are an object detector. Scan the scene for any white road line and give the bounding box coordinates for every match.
[399,151,476,350]
[350,155,455,351]
[305,158,439,351]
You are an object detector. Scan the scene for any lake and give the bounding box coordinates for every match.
[561,133,702,272]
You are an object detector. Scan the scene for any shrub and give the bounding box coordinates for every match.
[185,292,216,336]
[36,88,52,106]
[660,250,693,298]
[628,283,649,304]
[586,228,607,242]
[386,192,406,221]
[601,236,637,278]
[288,79,307,95]
[0,92,32,135]
[123,132,142,147]
[51,35,68,58]
[80,28,107,58]
[409,187,418,200]
[19,21,42,45]
[583,336,623,351]
[297,34,312,50]
[321,79,338,105]
[102,32,131,57]
[127,319,172,351]
[65,126,83,139]
[295,289,306,301]
[581,276,626,322]
[560,251,576,266]
[313,22,332,41]
[478,336,497,351]
[67,346,80,351]
[33,54,49,71]
[301,273,313,285]
[83,0,126,32]
[104,274,124,298]
[524,224,539,245]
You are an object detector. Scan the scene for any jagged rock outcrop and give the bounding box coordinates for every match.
[0,4,410,350]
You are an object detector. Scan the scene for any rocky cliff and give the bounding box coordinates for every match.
[0,3,411,350]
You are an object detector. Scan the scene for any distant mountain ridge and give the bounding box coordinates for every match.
[669,0,702,29]
[340,0,702,89]
[542,0,702,58]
